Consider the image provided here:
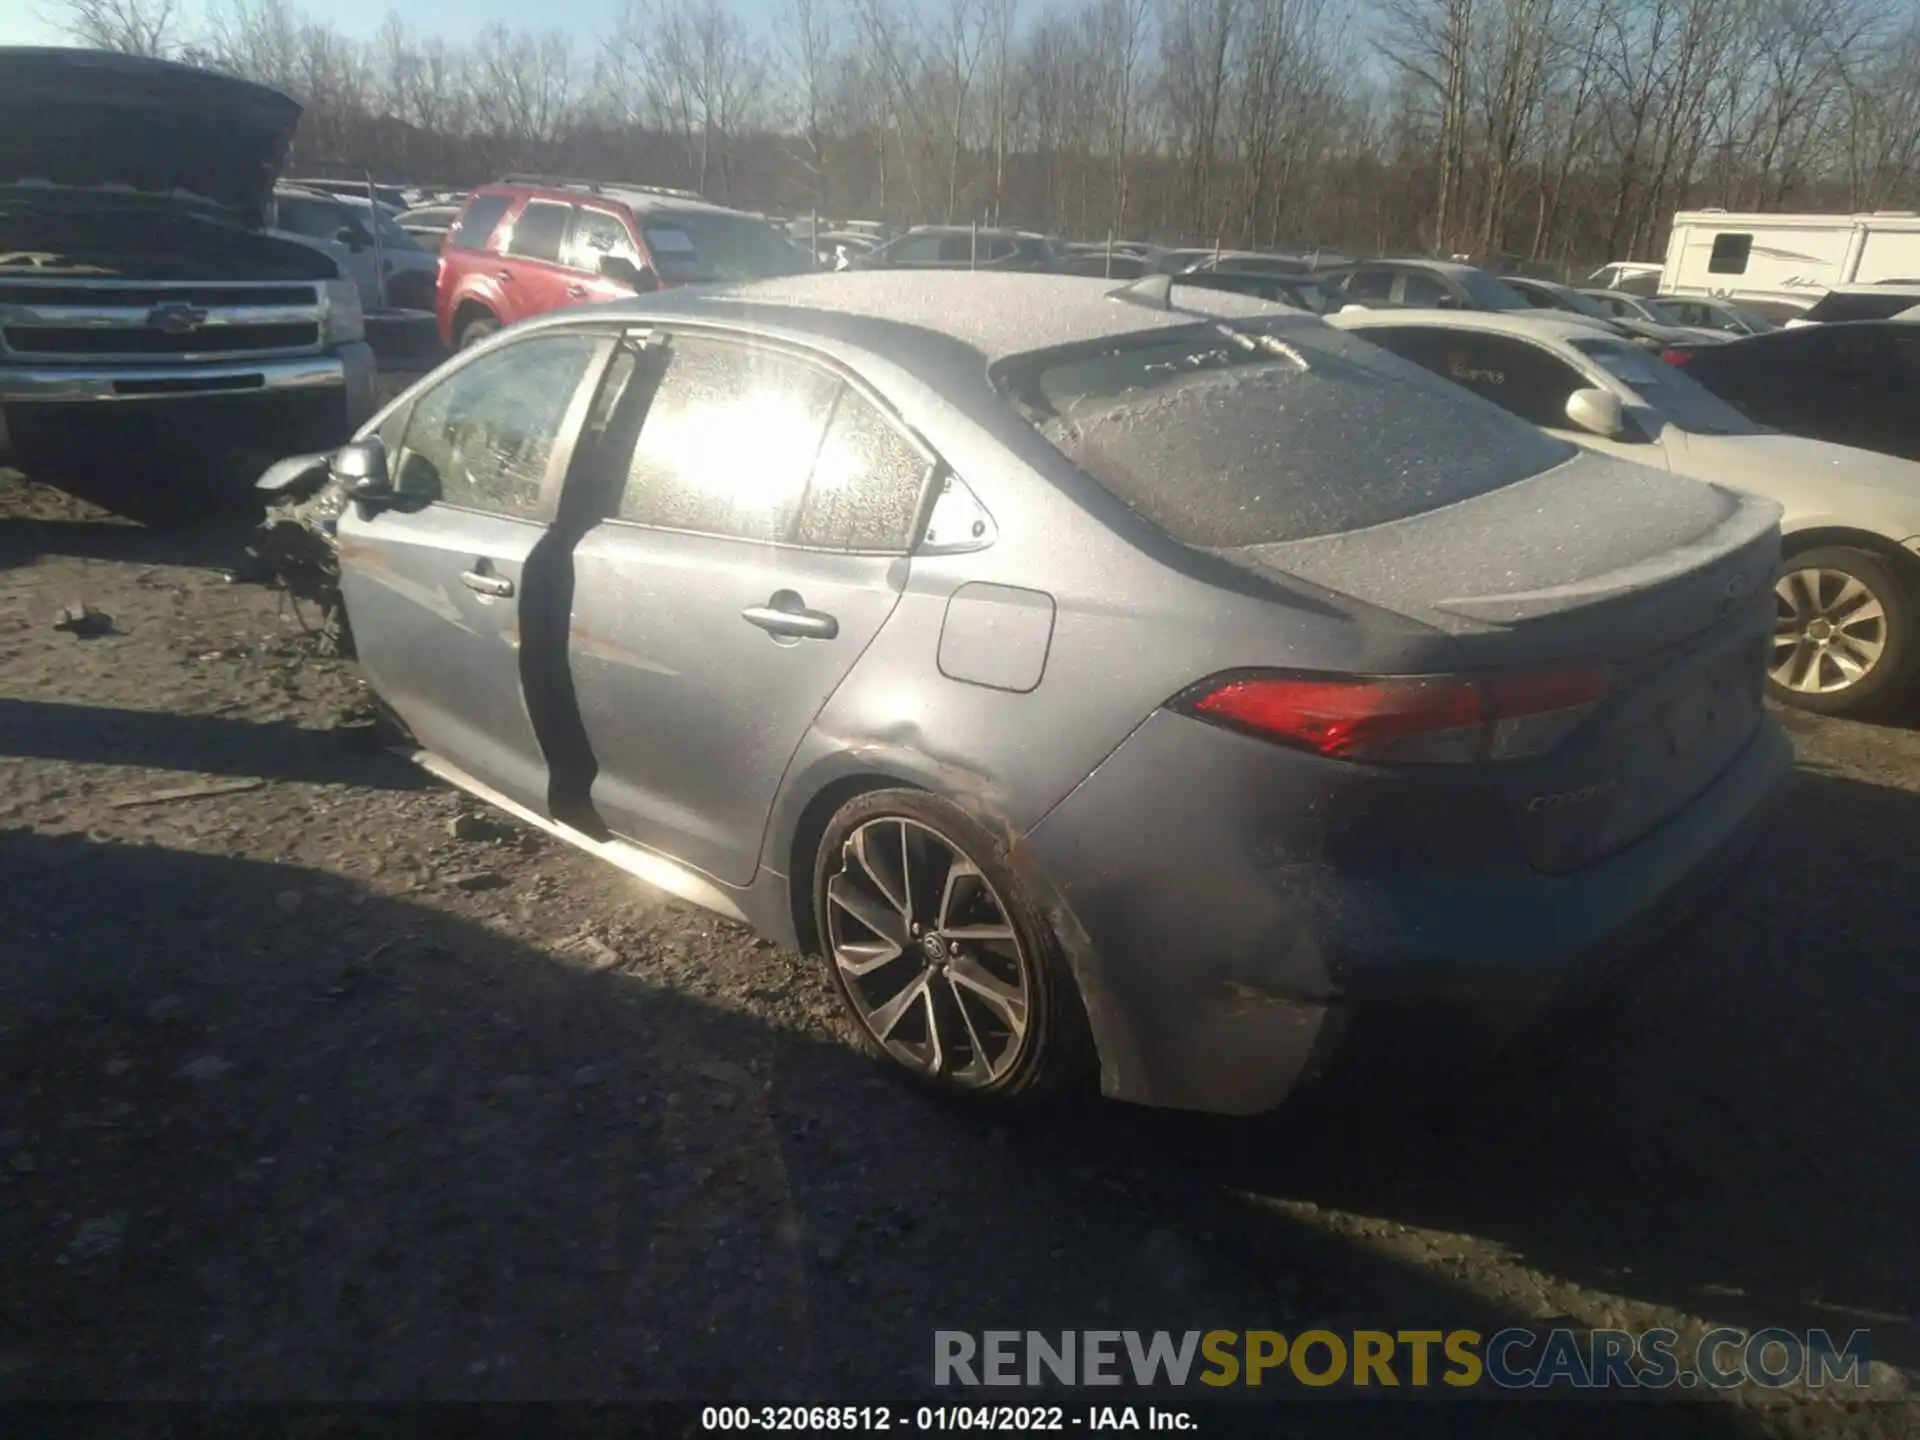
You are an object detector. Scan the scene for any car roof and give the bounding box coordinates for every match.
[478,179,756,222]
[893,225,1049,241]
[1326,307,1610,345]
[1354,258,1485,278]
[529,270,1300,365]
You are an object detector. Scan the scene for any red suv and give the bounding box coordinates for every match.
[435,176,809,350]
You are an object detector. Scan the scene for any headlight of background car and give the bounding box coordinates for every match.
[323,279,364,344]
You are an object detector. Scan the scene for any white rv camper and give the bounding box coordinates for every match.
[1660,210,1920,312]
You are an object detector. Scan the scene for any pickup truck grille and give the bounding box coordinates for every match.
[0,279,328,360]
[12,323,320,355]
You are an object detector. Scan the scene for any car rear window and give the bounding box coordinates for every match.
[1802,290,1920,323]
[1000,322,1577,546]
[640,211,807,283]
[448,193,512,252]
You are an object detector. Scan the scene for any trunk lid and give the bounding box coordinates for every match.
[0,48,302,224]
[1238,451,1782,872]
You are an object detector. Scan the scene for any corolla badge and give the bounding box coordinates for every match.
[1526,779,1618,813]
[147,303,210,334]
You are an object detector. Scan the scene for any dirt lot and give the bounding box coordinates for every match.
[1,464,1915,1433]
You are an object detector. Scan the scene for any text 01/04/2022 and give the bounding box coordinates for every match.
[699,1406,1197,1431]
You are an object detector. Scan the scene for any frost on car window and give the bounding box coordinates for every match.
[393,333,599,518]
[616,335,839,542]
[1008,324,1575,546]
[795,389,931,552]
[1569,337,1760,437]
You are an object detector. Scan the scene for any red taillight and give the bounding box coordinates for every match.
[1660,347,1694,366]
[1179,668,1614,764]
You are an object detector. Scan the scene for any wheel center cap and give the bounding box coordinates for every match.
[1807,618,1835,642]
[921,933,949,963]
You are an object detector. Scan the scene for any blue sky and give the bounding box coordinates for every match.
[3,0,784,50]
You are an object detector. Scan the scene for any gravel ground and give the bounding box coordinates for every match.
[0,465,1915,1434]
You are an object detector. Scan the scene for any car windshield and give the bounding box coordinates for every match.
[1455,269,1531,311]
[363,206,420,251]
[641,211,807,282]
[999,322,1576,546]
[1569,337,1761,437]
[1536,284,1611,320]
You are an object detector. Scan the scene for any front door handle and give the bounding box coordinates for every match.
[461,568,515,599]
[494,269,514,283]
[742,591,838,641]
[565,282,588,298]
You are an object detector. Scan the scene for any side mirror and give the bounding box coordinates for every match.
[335,225,369,252]
[255,450,331,496]
[598,254,657,293]
[1565,387,1627,440]
[331,437,392,505]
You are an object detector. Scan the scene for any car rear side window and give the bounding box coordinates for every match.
[448,193,512,252]
[506,201,571,265]
[794,389,933,552]
[392,333,602,518]
[1002,323,1575,547]
[613,335,839,542]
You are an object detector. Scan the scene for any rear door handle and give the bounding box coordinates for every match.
[742,593,838,640]
[461,569,515,599]
[565,283,588,298]
[494,269,514,283]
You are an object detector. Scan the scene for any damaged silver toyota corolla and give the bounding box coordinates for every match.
[263,271,1793,1115]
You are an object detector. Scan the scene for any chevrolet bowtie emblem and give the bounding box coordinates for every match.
[147,302,210,334]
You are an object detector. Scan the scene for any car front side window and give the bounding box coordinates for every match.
[883,235,944,266]
[566,208,637,273]
[391,333,604,519]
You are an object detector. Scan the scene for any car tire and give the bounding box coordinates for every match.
[812,789,1092,1104]
[456,314,500,350]
[1769,546,1918,716]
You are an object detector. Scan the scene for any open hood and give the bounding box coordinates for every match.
[0,48,301,223]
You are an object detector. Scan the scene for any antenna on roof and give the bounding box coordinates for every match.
[1108,273,1175,311]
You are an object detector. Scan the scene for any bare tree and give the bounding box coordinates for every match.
[53,0,181,56]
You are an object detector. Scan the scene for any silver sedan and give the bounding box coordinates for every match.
[316,272,1791,1114]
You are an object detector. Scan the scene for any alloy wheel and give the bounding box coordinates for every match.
[1772,567,1888,695]
[825,817,1033,1089]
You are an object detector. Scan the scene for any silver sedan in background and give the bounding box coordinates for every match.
[315,272,1790,1114]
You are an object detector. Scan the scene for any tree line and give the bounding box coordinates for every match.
[56,0,1920,270]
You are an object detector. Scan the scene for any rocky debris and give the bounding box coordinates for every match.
[110,778,266,809]
[447,813,512,842]
[52,601,113,638]
[175,1055,232,1083]
[61,1215,127,1264]
[448,870,507,892]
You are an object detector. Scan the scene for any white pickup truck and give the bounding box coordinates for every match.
[0,47,376,483]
